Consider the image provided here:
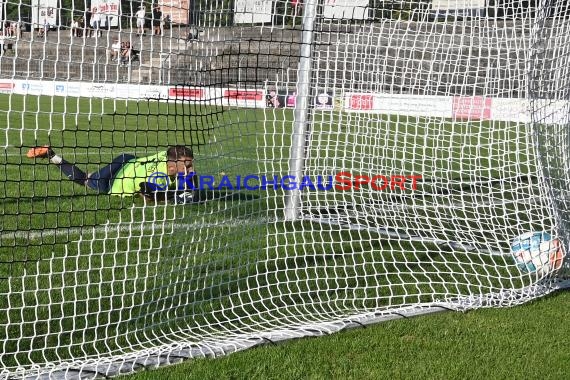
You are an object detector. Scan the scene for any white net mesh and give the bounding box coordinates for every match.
[1,0,569,378]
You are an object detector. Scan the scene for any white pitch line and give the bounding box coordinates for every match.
[1,217,271,241]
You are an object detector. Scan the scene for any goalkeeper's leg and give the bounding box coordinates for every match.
[27,146,88,186]
[27,146,135,193]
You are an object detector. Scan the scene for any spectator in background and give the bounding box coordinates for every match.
[120,40,133,65]
[109,38,121,61]
[71,17,80,37]
[0,29,12,55]
[136,6,146,36]
[286,91,297,108]
[162,14,171,31]
[85,8,92,37]
[12,21,21,39]
[43,18,49,37]
[4,22,12,37]
[37,17,48,37]
[78,18,84,36]
[186,26,201,41]
[152,4,162,36]
[291,0,300,14]
[266,90,281,108]
[290,0,302,25]
[0,31,5,55]
[91,7,102,37]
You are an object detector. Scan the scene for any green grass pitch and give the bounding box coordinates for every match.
[0,93,568,378]
[121,290,570,380]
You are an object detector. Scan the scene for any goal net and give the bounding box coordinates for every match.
[1,0,569,377]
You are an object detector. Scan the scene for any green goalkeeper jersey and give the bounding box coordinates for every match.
[109,151,171,196]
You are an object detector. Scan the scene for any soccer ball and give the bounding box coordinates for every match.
[510,231,564,276]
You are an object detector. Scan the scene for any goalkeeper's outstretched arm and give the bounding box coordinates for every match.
[138,182,200,204]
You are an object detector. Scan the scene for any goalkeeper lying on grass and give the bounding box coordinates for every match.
[26,145,198,203]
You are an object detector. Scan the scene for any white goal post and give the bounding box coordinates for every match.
[1,0,570,378]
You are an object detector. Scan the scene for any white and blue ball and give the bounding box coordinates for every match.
[510,231,564,275]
